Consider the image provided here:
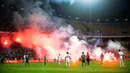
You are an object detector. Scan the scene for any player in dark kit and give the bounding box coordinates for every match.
[44,54,47,66]
[25,55,30,66]
[81,52,86,67]
[86,53,90,65]
[100,53,104,64]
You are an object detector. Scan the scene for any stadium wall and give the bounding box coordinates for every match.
[4,59,65,63]
[4,59,130,63]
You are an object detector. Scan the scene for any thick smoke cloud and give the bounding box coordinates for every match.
[12,0,77,60]
[9,0,126,62]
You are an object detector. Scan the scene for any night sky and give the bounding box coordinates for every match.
[0,0,130,32]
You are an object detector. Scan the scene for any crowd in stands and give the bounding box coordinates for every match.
[0,43,36,60]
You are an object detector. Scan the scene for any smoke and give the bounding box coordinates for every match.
[13,12,24,28]
[107,40,125,50]
[67,36,89,60]
[11,0,75,59]
[7,0,125,62]
[49,0,76,5]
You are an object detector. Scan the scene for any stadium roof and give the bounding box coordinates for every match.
[49,0,130,22]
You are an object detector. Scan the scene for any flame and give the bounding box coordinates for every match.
[1,36,12,48]
[16,37,21,42]
[4,40,8,45]
[104,52,117,62]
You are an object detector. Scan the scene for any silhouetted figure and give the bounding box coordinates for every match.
[86,53,90,65]
[58,54,61,64]
[44,54,47,66]
[0,55,4,66]
[100,53,104,64]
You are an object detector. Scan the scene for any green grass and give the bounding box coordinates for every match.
[0,61,130,73]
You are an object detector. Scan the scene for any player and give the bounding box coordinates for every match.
[86,53,90,65]
[65,52,71,67]
[118,49,124,68]
[23,54,29,66]
[81,52,86,67]
[25,54,30,66]
[23,54,26,66]
[100,53,104,64]
[44,54,47,66]
[58,54,61,64]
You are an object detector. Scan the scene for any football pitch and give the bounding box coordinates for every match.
[0,61,130,73]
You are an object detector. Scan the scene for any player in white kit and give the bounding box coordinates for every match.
[58,54,61,64]
[23,55,26,65]
[65,52,71,67]
[118,49,124,68]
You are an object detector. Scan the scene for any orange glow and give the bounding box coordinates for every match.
[70,61,80,67]
[33,42,36,45]
[72,60,76,62]
[103,60,118,67]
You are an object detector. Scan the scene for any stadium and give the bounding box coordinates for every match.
[0,0,130,73]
